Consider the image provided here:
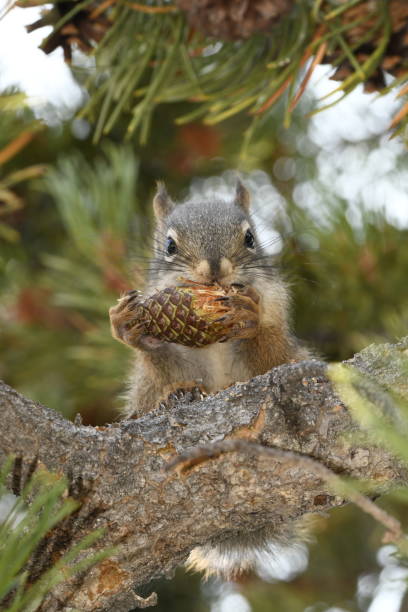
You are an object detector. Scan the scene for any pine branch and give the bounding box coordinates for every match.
[1,338,408,610]
[19,0,408,141]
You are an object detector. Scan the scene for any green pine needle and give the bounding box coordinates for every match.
[0,460,115,611]
[25,0,406,142]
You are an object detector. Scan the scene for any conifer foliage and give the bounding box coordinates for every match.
[0,457,111,611]
[19,0,408,139]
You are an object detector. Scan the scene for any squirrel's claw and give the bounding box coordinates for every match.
[109,291,142,345]
[216,285,260,342]
[231,284,260,304]
[109,292,164,350]
[159,385,207,410]
[222,314,259,341]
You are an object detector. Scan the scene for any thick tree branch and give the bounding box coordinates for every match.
[1,338,407,611]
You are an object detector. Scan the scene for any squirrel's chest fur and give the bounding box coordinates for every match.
[128,339,251,416]
[173,341,247,392]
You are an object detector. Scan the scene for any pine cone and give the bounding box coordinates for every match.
[24,0,110,62]
[175,0,294,40]
[324,0,408,93]
[127,281,258,348]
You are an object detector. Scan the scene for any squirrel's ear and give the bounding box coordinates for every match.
[235,180,251,212]
[153,181,175,221]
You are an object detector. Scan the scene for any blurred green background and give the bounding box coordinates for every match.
[2,86,407,425]
[1,11,408,606]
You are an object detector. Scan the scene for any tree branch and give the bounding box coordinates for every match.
[168,439,402,539]
[1,338,407,611]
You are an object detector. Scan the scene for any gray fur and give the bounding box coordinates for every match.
[153,181,175,221]
[150,196,268,287]
[235,179,251,211]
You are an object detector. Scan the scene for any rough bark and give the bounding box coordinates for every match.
[1,338,407,611]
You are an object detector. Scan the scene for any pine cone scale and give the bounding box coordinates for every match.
[323,0,408,93]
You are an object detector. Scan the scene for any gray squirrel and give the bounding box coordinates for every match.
[109,180,310,577]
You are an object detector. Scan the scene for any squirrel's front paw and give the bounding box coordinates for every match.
[109,291,163,350]
[216,284,260,341]
[159,385,207,410]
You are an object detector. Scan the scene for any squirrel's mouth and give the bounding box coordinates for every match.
[193,257,236,286]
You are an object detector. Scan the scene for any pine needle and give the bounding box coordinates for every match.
[389,100,408,130]
[126,1,177,13]
[0,129,38,166]
[288,41,328,113]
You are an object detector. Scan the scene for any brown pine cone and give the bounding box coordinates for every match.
[112,281,259,348]
[324,0,408,92]
[175,0,294,40]
[24,0,111,62]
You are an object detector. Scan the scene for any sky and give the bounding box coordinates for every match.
[0,3,84,118]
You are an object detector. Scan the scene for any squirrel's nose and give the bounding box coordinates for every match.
[208,258,220,279]
[194,258,233,282]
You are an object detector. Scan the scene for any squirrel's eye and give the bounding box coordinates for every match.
[166,236,177,256]
[244,229,255,249]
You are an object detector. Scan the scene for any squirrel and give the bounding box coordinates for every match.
[109,180,310,578]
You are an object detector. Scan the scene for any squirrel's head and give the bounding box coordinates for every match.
[150,181,270,287]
